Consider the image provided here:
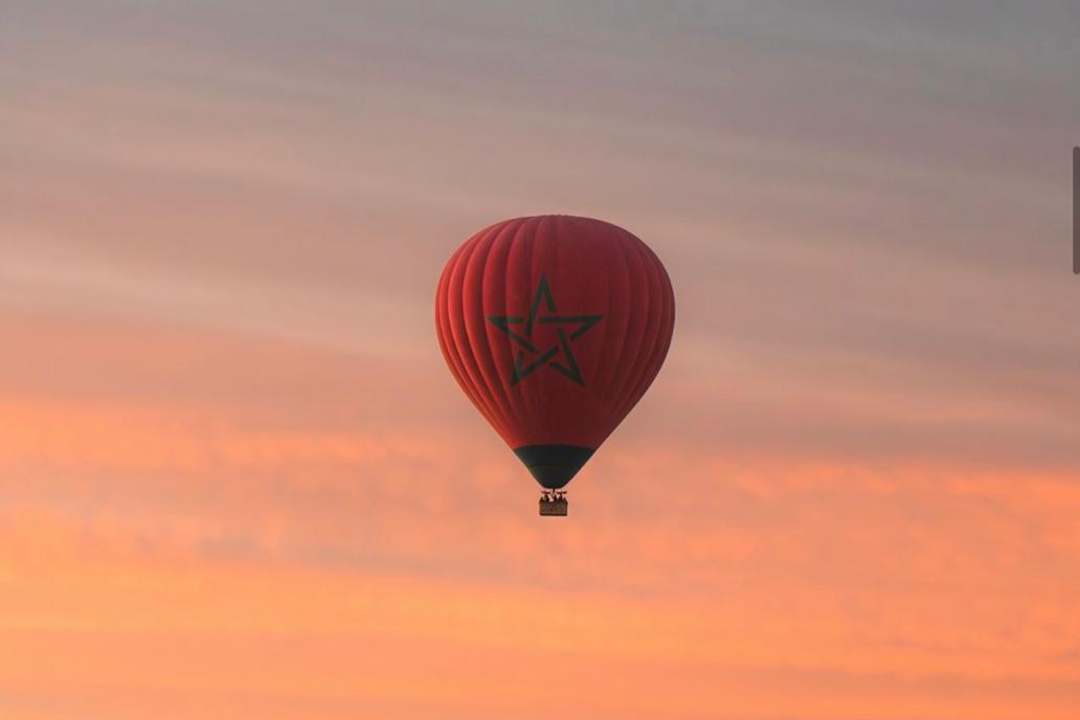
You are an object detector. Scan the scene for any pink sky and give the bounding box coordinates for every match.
[2,1,1079,718]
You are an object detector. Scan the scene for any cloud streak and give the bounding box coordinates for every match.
[2,1,1079,718]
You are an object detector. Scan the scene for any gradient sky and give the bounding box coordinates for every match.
[2,2,1080,718]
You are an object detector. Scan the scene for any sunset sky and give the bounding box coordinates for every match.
[3,1,1080,718]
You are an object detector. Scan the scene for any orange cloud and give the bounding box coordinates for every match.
[3,508,1079,720]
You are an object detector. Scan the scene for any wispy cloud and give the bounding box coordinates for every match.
[2,1,1079,718]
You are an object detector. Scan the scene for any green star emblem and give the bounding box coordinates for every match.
[487,274,603,387]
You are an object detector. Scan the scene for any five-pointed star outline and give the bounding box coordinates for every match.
[486,274,603,386]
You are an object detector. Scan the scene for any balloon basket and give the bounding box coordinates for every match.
[539,490,568,517]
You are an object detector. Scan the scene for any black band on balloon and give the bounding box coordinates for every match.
[513,444,595,489]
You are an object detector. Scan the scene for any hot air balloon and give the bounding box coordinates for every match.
[435,215,675,516]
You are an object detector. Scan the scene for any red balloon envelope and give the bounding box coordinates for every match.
[435,215,675,499]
